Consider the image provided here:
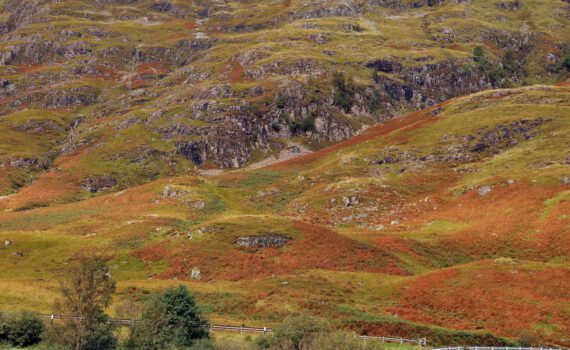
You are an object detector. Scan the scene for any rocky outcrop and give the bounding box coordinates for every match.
[7,157,50,170]
[81,175,117,193]
[471,118,548,155]
[292,1,360,20]
[373,58,493,109]
[235,234,290,248]
[369,118,550,171]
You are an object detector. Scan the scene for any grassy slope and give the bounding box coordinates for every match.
[1,85,569,345]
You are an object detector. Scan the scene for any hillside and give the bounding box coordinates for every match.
[1,0,569,204]
[1,84,569,345]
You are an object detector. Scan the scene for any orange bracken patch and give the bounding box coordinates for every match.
[389,261,570,342]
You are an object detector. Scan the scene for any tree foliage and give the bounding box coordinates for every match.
[48,256,117,350]
[129,285,210,350]
[0,312,44,347]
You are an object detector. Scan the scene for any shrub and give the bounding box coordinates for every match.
[302,331,384,350]
[0,312,44,347]
[272,315,330,350]
[518,329,541,346]
[0,314,9,343]
[7,312,45,347]
[289,116,315,135]
[332,72,353,113]
[190,338,216,350]
[368,90,382,113]
[473,46,486,68]
[254,335,272,349]
[489,67,505,87]
[276,95,287,109]
[501,50,519,73]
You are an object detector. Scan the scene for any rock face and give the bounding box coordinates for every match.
[373,59,493,109]
[235,234,290,249]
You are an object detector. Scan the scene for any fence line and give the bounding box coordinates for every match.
[431,347,569,350]
[0,312,427,346]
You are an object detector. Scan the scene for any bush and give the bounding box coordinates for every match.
[255,335,273,349]
[289,116,315,135]
[302,331,384,350]
[489,67,505,87]
[276,95,287,109]
[0,312,44,347]
[501,50,519,73]
[332,72,353,113]
[0,315,9,343]
[473,46,486,68]
[190,338,216,350]
[518,329,541,346]
[9,312,45,347]
[272,315,330,350]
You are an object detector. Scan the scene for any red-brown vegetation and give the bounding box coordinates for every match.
[389,261,570,342]
[132,221,409,281]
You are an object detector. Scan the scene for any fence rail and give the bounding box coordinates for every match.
[432,347,569,350]
[0,311,427,346]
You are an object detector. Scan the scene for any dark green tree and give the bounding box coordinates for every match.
[130,285,209,349]
[162,285,210,347]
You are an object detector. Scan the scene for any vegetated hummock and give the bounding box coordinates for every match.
[0,0,569,347]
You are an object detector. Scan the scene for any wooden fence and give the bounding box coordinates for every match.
[0,312,427,346]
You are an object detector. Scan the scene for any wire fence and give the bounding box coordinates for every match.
[0,312,427,346]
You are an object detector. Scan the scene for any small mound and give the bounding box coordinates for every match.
[133,221,410,281]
